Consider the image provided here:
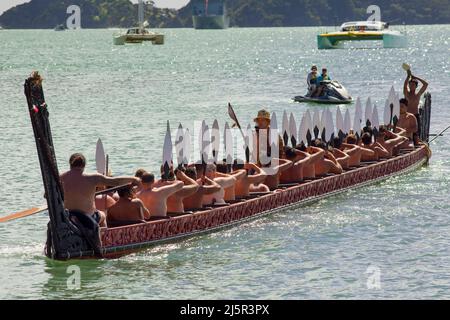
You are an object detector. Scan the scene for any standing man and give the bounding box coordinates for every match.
[403,70,428,142]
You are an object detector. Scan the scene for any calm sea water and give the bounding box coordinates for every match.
[0,26,449,300]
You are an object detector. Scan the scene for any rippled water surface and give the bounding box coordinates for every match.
[0,26,449,299]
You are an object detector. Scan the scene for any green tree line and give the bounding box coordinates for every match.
[1,0,449,29]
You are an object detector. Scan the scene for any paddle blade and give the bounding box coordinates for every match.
[383,99,391,126]
[228,103,240,129]
[282,111,289,146]
[203,124,211,164]
[211,120,220,163]
[0,206,47,223]
[336,107,344,133]
[162,121,173,172]
[306,129,312,146]
[372,105,380,130]
[183,128,191,166]
[325,109,334,142]
[245,124,253,163]
[298,113,307,145]
[175,124,184,166]
[96,138,106,175]
[224,122,233,165]
[270,112,278,131]
[353,97,362,132]
[344,109,351,135]
[365,98,373,125]
[313,110,321,133]
[289,113,297,147]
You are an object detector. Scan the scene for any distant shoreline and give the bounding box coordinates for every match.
[1,23,449,30]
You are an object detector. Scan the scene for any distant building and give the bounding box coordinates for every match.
[192,0,230,29]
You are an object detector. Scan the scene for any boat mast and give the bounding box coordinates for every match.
[205,0,209,16]
[138,0,145,30]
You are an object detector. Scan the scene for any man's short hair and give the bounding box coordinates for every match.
[232,159,245,171]
[216,163,228,174]
[363,126,373,136]
[362,133,372,145]
[284,146,297,159]
[118,185,133,198]
[141,173,155,184]
[135,168,147,178]
[409,79,419,86]
[333,137,342,149]
[185,167,197,180]
[400,98,409,106]
[295,142,307,152]
[346,134,357,145]
[69,153,86,169]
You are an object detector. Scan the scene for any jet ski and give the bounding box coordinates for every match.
[294,80,353,104]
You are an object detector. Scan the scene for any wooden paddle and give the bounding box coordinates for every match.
[0,206,48,223]
[228,103,249,162]
[227,103,246,140]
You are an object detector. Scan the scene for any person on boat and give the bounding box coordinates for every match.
[360,133,390,161]
[95,190,116,213]
[397,98,418,146]
[315,68,331,97]
[280,146,312,183]
[295,143,326,179]
[342,134,375,166]
[232,161,269,197]
[137,172,184,217]
[182,166,222,210]
[317,68,331,83]
[311,139,343,176]
[202,164,238,206]
[307,65,319,97]
[261,157,293,190]
[60,153,140,228]
[376,126,408,157]
[337,138,361,168]
[107,185,150,224]
[330,138,351,170]
[404,72,428,141]
[135,168,147,179]
[253,109,285,165]
[167,169,200,214]
[216,163,247,202]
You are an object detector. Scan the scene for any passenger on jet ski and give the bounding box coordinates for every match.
[306,65,319,97]
[315,68,331,97]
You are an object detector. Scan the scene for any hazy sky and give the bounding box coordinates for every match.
[0,0,190,15]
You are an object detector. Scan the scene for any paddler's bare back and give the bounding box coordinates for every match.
[60,170,101,214]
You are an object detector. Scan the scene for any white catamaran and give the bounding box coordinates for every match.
[318,21,407,49]
[113,0,164,45]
